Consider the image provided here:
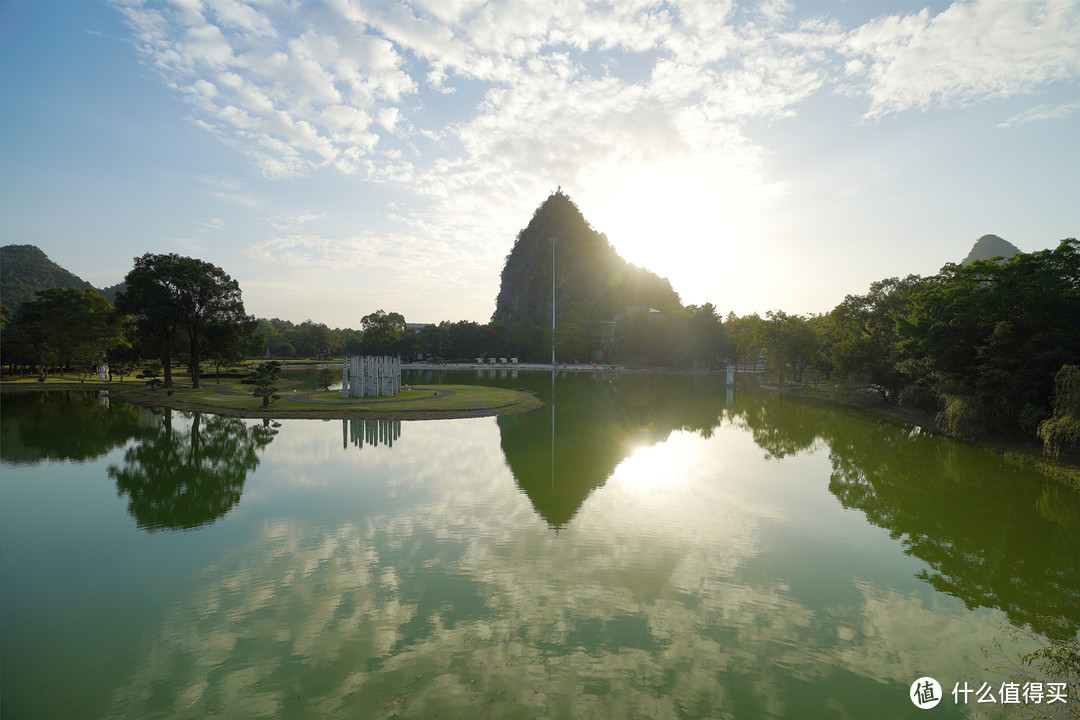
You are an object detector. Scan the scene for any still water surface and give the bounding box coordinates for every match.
[2,371,1077,719]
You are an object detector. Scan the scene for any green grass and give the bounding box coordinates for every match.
[2,373,543,419]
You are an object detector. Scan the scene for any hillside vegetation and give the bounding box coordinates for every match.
[0,245,95,312]
[493,191,681,325]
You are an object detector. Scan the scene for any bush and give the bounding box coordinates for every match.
[1018,403,1050,437]
[898,381,940,413]
[937,394,984,438]
[1039,365,1080,457]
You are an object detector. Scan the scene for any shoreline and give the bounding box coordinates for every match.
[759,381,1080,487]
[0,379,544,421]
[4,371,1076,484]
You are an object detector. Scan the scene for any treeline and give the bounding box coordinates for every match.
[3,241,1077,449]
[1,253,257,389]
[723,239,1080,444]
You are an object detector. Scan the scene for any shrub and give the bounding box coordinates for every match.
[937,393,984,438]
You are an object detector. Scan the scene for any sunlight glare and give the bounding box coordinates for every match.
[579,154,778,310]
[609,440,687,496]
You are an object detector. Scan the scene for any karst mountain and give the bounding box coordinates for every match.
[493,191,681,326]
[960,234,1021,266]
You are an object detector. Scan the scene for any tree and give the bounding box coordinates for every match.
[317,368,334,391]
[117,253,249,389]
[7,287,125,376]
[137,360,163,391]
[113,360,139,383]
[250,360,282,407]
[361,310,405,355]
[829,276,920,401]
[417,323,449,359]
[203,316,258,383]
[898,239,1080,435]
[761,310,819,384]
[1039,365,1080,457]
[725,312,765,369]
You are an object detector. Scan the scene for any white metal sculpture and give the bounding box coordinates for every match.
[341,356,402,398]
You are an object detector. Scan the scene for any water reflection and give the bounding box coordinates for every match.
[103,440,1007,720]
[0,390,155,464]
[3,385,1078,719]
[108,411,279,532]
[496,373,729,527]
[342,418,402,449]
[723,389,1080,638]
[416,371,1080,639]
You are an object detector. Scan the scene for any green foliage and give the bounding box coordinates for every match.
[113,360,139,383]
[1039,366,1080,458]
[317,368,334,391]
[898,239,1080,436]
[3,287,127,375]
[979,619,1080,720]
[829,275,920,400]
[761,310,820,384]
[249,361,282,407]
[937,392,984,439]
[360,310,405,356]
[117,253,249,390]
[0,244,96,313]
[898,379,940,413]
[137,360,163,392]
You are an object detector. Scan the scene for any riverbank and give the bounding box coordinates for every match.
[0,377,544,421]
[760,380,1080,487]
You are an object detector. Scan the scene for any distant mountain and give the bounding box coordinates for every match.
[493,191,681,325]
[0,245,98,312]
[99,282,127,305]
[960,234,1021,266]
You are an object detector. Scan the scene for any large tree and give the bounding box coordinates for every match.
[117,253,249,389]
[360,310,405,355]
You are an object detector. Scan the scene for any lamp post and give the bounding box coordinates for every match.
[550,236,557,366]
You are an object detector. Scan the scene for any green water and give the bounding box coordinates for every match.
[1,372,1077,719]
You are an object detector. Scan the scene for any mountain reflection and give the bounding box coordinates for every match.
[499,373,1078,637]
[0,390,154,464]
[109,411,278,532]
[497,373,728,527]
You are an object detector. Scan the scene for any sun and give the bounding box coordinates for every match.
[577,154,774,309]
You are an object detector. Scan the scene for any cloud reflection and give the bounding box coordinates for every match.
[107,420,1014,719]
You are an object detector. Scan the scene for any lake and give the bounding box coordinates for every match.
[2,370,1077,719]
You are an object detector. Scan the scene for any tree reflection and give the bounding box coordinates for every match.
[825,418,1080,638]
[725,388,1080,638]
[498,373,727,527]
[0,390,153,464]
[109,411,278,532]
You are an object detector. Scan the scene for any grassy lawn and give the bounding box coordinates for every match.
[1,372,542,419]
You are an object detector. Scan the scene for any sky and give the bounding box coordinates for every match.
[2,0,1078,329]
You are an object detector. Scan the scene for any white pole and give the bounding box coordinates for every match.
[551,236,557,366]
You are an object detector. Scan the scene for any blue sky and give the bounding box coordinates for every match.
[2,0,1077,328]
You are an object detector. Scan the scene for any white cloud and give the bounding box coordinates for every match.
[997,99,1080,129]
[196,216,226,233]
[114,0,1080,322]
[841,0,1080,118]
[198,175,266,208]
